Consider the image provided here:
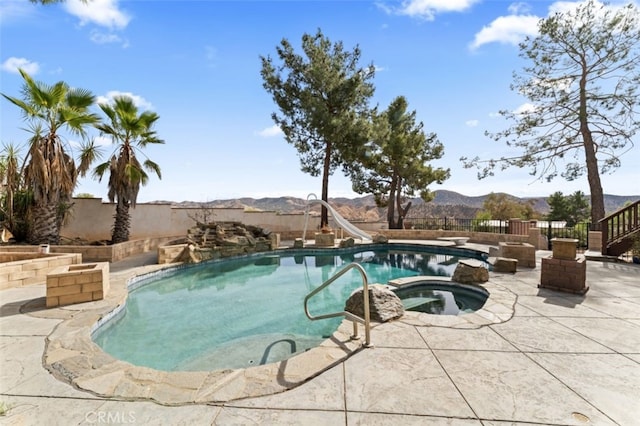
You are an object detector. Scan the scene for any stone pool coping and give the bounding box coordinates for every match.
[33,260,517,406]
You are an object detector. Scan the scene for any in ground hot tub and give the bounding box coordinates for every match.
[392,281,489,315]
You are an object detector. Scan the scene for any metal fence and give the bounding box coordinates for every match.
[406,218,591,249]
[407,218,509,233]
[544,221,591,250]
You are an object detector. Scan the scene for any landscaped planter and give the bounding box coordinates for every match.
[540,256,588,294]
[551,238,579,260]
[499,242,536,268]
[46,262,109,307]
[0,252,82,290]
[540,237,588,294]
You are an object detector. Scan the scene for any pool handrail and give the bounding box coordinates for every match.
[303,262,371,347]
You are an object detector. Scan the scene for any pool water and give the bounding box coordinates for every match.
[393,282,489,315]
[93,246,488,371]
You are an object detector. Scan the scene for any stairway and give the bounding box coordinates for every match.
[600,200,640,256]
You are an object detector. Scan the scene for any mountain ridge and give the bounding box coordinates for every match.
[155,190,639,222]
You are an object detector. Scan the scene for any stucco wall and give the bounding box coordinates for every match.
[60,198,546,249]
[62,198,324,241]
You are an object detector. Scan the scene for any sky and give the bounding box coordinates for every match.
[1,0,639,203]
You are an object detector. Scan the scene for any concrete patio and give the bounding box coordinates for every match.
[1,245,639,425]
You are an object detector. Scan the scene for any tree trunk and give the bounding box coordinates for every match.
[579,64,605,230]
[321,141,332,228]
[395,179,407,229]
[111,200,131,243]
[583,130,605,230]
[399,201,412,229]
[387,174,398,229]
[28,201,59,245]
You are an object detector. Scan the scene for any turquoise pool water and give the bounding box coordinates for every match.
[93,245,488,371]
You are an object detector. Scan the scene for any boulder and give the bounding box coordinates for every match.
[177,221,276,263]
[339,237,355,248]
[345,284,404,322]
[372,233,388,244]
[452,259,489,284]
[489,256,518,273]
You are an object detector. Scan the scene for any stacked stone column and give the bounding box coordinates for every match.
[540,238,588,294]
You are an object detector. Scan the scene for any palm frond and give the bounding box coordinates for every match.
[1,94,37,117]
[143,159,162,179]
[66,88,96,110]
[92,161,111,181]
[77,139,103,177]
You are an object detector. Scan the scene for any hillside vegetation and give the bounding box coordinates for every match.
[164,190,639,222]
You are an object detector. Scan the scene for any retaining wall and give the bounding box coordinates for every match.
[378,228,546,250]
[0,253,82,290]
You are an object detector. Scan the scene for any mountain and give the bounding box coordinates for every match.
[167,191,639,222]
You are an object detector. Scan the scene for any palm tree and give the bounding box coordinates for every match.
[0,143,30,240]
[92,95,163,243]
[1,69,99,244]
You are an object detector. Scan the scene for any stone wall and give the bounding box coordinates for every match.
[46,262,109,307]
[0,253,82,290]
[8,236,177,263]
[378,228,546,250]
[540,256,587,294]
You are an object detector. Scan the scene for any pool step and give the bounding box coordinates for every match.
[401,296,440,310]
[175,333,324,371]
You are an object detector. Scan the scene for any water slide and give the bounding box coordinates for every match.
[303,194,372,242]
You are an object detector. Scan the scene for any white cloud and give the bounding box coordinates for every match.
[64,0,130,29]
[1,57,39,75]
[470,14,540,50]
[90,30,129,47]
[465,119,479,127]
[508,2,532,15]
[548,1,593,15]
[93,135,113,146]
[514,102,537,115]
[548,1,637,25]
[471,0,636,51]
[388,0,480,20]
[256,125,283,138]
[97,91,153,110]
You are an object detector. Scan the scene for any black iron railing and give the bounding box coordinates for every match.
[599,200,640,256]
[405,217,592,249]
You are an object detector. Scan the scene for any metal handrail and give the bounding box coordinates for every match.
[303,262,371,347]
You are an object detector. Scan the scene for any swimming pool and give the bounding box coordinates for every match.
[93,244,489,371]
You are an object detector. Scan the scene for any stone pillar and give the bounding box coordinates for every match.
[269,233,281,250]
[528,227,546,250]
[551,238,578,260]
[508,219,522,235]
[540,238,588,294]
[314,232,335,247]
[588,231,602,253]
